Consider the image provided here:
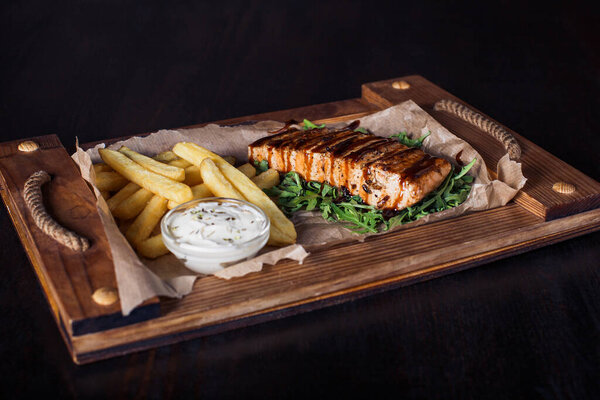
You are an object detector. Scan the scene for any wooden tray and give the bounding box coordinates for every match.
[1,75,599,364]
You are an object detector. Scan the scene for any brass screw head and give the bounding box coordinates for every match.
[552,182,576,194]
[92,287,119,306]
[392,80,411,90]
[18,141,39,152]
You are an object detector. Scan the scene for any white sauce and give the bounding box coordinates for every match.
[167,200,266,247]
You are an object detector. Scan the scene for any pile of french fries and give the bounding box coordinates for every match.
[93,143,294,259]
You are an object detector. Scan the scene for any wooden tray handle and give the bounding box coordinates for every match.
[434,99,522,160]
[23,170,90,252]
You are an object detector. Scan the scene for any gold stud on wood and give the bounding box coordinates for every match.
[18,140,39,152]
[392,80,410,90]
[92,287,118,306]
[552,182,576,194]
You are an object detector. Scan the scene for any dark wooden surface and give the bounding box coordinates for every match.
[0,1,598,399]
[0,135,162,338]
[62,76,599,365]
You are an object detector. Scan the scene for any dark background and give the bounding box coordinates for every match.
[1,1,598,399]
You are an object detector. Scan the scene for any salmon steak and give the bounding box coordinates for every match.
[248,121,452,210]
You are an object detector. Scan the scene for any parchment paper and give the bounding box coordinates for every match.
[72,100,526,315]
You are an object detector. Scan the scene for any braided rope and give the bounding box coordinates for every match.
[433,99,521,160]
[23,171,90,252]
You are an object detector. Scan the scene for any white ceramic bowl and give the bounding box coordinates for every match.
[160,197,270,274]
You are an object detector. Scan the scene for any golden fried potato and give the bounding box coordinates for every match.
[106,182,140,212]
[119,146,185,181]
[222,155,236,165]
[153,150,179,163]
[93,163,113,173]
[172,142,296,245]
[199,159,245,200]
[112,188,154,220]
[167,158,193,169]
[236,163,256,179]
[183,165,203,186]
[137,234,169,259]
[167,183,213,209]
[95,171,128,192]
[125,195,168,247]
[251,169,280,189]
[167,162,258,209]
[99,148,192,204]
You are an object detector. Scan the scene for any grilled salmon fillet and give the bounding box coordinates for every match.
[248,122,452,210]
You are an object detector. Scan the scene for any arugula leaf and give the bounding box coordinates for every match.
[383,158,476,229]
[253,159,269,173]
[264,171,383,233]
[454,158,477,180]
[261,123,476,234]
[302,120,368,134]
[265,159,475,235]
[302,119,326,130]
[391,131,431,148]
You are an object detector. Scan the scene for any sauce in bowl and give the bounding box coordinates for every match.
[161,198,270,274]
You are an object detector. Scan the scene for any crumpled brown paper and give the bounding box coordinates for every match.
[72,100,526,315]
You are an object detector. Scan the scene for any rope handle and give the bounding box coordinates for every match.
[23,171,90,252]
[433,99,522,160]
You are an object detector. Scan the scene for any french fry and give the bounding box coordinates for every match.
[106,182,140,211]
[112,188,154,220]
[153,150,179,163]
[167,163,258,209]
[191,183,213,199]
[95,171,128,191]
[251,169,280,189]
[199,159,245,200]
[266,225,297,247]
[183,163,256,199]
[172,142,211,165]
[267,226,296,246]
[93,163,113,173]
[125,195,168,247]
[137,234,169,259]
[168,159,193,168]
[100,190,111,200]
[99,148,192,204]
[223,155,236,165]
[236,163,256,179]
[183,165,203,186]
[173,142,296,245]
[119,146,185,181]
[167,183,213,209]
[217,163,296,244]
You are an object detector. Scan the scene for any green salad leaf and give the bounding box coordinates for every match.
[390,131,431,148]
[253,159,269,173]
[384,159,475,230]
[265,174,385,233]
[302,119,326,130]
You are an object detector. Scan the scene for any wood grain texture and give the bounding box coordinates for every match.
[70,205,600,364]
[1,2,599,397]
[2,77,599,365]
[0,135,160,339]
[362,75,600,220]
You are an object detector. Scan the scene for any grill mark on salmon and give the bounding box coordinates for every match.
[248,123,452,210]
[331,136,389,189]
